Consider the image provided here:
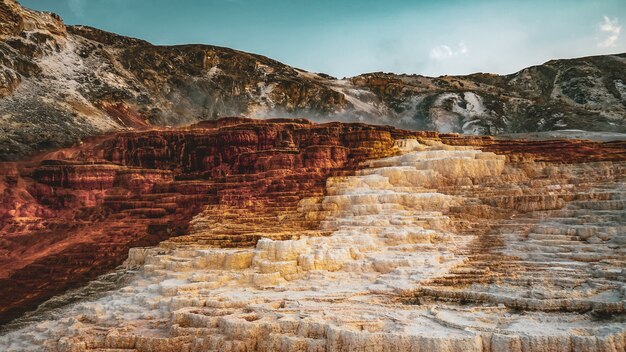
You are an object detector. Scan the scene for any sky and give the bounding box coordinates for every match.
[21,0,626,78]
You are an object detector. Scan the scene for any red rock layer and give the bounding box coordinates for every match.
[440,134,626,163]
[0,117,419,325]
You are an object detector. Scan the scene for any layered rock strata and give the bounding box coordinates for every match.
[0,117,418,325]
[1,123,624,351]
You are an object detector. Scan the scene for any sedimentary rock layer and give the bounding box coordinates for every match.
[0,117,420,325]
[1,119,624,351]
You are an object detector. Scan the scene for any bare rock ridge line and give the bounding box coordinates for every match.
[1,0,626,160]
[0,117,624,351]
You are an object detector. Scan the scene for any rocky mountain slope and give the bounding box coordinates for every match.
[0,0,625,160]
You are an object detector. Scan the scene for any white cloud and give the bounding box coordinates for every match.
[429,45,453,60]
[429,42,469,60]
[598,16,621,48]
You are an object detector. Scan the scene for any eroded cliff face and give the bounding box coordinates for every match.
[0,117,420,325]
[0,0,625,160]
[0,117,625,351]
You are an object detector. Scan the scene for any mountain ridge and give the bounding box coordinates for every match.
[1,0,625,160]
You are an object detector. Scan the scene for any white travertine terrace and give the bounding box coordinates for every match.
[1,140,625,352]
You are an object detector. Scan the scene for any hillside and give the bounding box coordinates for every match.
[1,0,625,160]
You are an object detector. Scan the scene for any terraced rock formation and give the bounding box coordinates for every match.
[1,0,625,160]
[0,117,625,351]
[0,117,420,325]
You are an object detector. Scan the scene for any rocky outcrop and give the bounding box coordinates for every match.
[0,0,625,160]
[351,55,626,134]
[0,0,65,96]
[1,127,624,351]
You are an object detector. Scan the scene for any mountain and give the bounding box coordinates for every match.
[1,0,625,161]
[1,0,626,346]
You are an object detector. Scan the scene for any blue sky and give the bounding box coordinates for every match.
[22,0,626,78]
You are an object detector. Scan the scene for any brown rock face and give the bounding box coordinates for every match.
[0,117,418,325]
[0,1,23,37]
[441,134,626,163]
